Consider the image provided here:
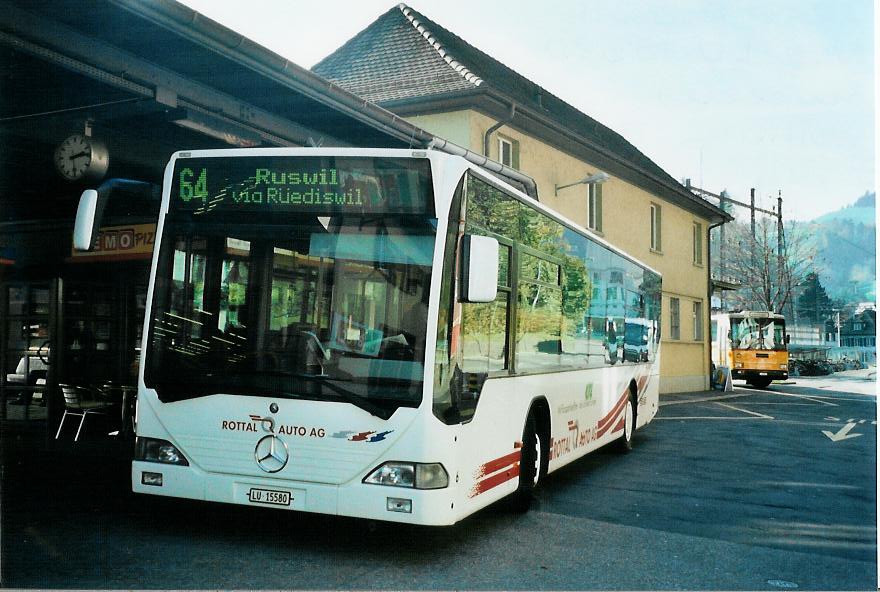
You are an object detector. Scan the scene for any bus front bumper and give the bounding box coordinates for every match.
[131,461,458,525]
[732,369,788,381]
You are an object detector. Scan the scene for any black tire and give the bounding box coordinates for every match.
[749,377,772,389]
[615,391,637,453]
[512,413,541,513]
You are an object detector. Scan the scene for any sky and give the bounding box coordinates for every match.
[179,0,875,221]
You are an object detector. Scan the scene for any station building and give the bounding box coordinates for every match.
[313,4,731,393]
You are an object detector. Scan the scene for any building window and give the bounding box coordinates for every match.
[497,136,520,170]
[693,300,703,340]
[650,203,662,252]
[587,183,603,232]
[693,222,703,265]
[670,297,680,340]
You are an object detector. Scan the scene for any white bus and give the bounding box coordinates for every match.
[77,148,661,525]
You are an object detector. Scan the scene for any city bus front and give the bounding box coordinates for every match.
[132,150,457,523]
[729,313,789,387]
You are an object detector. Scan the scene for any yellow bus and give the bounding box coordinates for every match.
[712,311,789,388]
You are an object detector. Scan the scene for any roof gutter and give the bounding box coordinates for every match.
[428,136,538,199]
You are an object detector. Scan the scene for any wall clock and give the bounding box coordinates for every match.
[54,134,109,181]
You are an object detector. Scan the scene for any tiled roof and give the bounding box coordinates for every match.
[314,4,725,219]
[314,6,479,104]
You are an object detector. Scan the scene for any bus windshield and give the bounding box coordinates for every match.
[145,156,435,417]
[730,317,786,351]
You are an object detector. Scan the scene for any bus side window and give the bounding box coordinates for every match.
[460,245,510,374]
[459,175,516,376]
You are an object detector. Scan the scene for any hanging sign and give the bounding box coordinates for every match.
[70,223,156,262]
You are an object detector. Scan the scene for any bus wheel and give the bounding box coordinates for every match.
[615,391,636,453]
[749,377,772,389]
[512,413,541,512]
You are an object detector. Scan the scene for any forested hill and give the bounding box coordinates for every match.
[805,191,875,302]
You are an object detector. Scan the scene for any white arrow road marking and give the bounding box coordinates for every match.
[822,423,863,442]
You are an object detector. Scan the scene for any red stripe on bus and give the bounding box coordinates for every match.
[469,463,521,498]
[597,412,621,438]
[598,395,629,439]
[611,416,625,434]
[598,392,628,430]
[475,450,522,479]
[637,375,648,392]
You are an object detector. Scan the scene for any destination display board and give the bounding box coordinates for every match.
[170,156,433,216]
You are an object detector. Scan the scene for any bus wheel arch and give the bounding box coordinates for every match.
[528,398,551,480]
[616,380,638,453]
[629,379,639,428]
[512,398,550,512]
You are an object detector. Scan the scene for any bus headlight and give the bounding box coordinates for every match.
[734,363,743,368]
[135,437,189,466]
[779,364,788,370]
[364,462,448,489]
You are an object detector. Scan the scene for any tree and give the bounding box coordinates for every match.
[796,272,834,324]
[715,217,816,315]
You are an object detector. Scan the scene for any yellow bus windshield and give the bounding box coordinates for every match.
[730,317,786,351]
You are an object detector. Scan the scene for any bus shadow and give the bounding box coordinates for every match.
[129,487,520,554]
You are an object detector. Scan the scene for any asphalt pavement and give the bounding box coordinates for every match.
[0,371,876,590]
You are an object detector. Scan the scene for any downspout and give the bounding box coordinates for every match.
[483,103,517,157]
[708,217,726,388]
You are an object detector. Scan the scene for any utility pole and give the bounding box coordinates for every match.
[750,188,757,274]
[719,190,727,310]
[687,183,788,313]
[777,190,784,314]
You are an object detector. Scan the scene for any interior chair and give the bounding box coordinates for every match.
[55,384,114,442]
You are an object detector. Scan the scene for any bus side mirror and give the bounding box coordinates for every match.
[73,189,107,250]
[460,234,498,303]
[785,334,791,344]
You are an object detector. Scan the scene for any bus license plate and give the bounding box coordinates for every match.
[248,487,291,506]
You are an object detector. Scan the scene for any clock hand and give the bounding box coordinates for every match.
[68,151,89,160]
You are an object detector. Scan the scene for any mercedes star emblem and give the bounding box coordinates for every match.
[254,435,289,473]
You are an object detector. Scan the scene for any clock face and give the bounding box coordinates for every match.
[54,134,108,181]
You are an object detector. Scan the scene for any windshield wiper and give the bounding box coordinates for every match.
[298,375,394,420]
[153,372,396,419]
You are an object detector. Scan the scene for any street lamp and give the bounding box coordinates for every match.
[554,171,610,196]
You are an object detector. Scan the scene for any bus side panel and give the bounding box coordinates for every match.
[452,375,525,519]
[637,354,660,429]
[542,363,654,475]
[453,362,657,519]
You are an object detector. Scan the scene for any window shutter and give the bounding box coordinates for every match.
[656,205,662,251]
[511,140,520,170]
[694,222,703,264]
[595,184,603,232]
